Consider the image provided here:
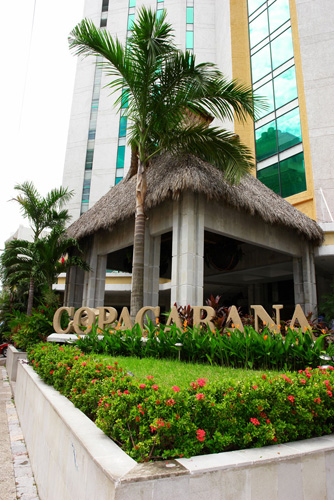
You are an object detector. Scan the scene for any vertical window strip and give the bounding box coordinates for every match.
[80,1,110,215]
[186,0,194,52]
[246,0,306,198]
[115,0,136,184]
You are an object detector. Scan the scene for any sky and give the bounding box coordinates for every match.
[0,0,85,251]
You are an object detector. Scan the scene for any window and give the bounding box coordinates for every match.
[115,177,123,185]
[268,0,290,33]
[100,18,107,28]
[277,108,302,152]
[249,10,268,48]
[128,13,135,30]
[248,0,266,15]
[280,152,306,197]
[186,7,194,24]
[255,80,274,118]
[273,66,297,109]
[102,0,109,12]
[186,31,194,50]
[129,0,136,7]
[119,116,128,137]
[271,28,294,70]
[255,120,277,161]
[257,163,280,194]
[116,146,125,169]
[251,44,271,83]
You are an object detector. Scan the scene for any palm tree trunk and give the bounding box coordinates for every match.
[27,275,34,316]
[130,161,147,321]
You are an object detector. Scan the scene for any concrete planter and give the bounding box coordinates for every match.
[6,345,27,383]
[14,361,334,500]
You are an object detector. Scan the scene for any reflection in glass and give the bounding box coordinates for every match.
[119,116,128,138]
[251,44,271,82]
[255,120,277,161]
[128,14,135,30]
[249,10,269,47]
[271,28,294,69]
[277,108,302,152]
[248,0,266,16]
[273,66,297,108]
[257,163,280,194]
[280,153,306,197]
[268,0,290,33]
[255,81,274,118]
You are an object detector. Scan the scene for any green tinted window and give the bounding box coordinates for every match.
[186,31,194,49]
[119,116,128,138]
[115,177,123,184]
[257,163,280,194]
[116,146,125,169]
[277,108,302,152]
[268,0,290,33]
[129,0,136,6]
[186,7,194,24]
[251,44,271,82]
[248,0,266,15]
[255,120,277,161]
[249,10,268,47]
[128,13,135,30]
[280,153,306,197]
[273,66,297,108]
[157,9,164,20]
[121,89,129,109]
[271,28,294,69]
[255,80,274,118]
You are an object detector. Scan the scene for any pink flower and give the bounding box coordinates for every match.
[123,390,130,395]
[196,393,205,400]
[166,399,176,406]
[190,382,198,390]
[287,395,295,403]
[172,386,180,392]
[81,362,87,367]
[147,375,154,380]
[152,384,159,391]
[196,429,206,442]
[327,390,332,397]
[139,384,146,389]
[250,418,260,426]
[314,397,321,404]
[74,356,79,360]
[252,385,258,390]
[91,379,97,384]
[197,378,207,387]
[300,379,306,385]
[282,375,293,384]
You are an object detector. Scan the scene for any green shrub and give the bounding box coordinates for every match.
[28,343,334,462]
[75,321,334,371]
[8,306,56,351]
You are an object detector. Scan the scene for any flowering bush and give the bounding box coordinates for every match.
[28,343,334,462]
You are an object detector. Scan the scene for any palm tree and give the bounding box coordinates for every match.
[1,228,89,315]
[12,181,73,242]
[69,7,262,318]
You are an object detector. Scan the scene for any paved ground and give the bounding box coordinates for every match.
[0,358,40,500]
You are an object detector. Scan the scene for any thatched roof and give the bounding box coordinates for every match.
[67,153,323,244]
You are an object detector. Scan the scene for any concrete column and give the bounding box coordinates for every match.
[143,229,161,307]
[64,266,85,308]
[293,245,317,317]
[171,192,204,306]
[85,254,107,307]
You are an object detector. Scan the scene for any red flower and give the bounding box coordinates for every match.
[190,382,198,390]
[273,437,277,442]
[196,429,206,442]
[50,370,54,375]
[197,378,207,387]
[107,365,112,369]
[282,375,293,384]
[314,397,321,404]
[300,379,306,385]
[166,399,176,406]
[152,384,159,391]
[81,362,87,367]
[139,384,146,389]
[123,390,130,395]
[327,390,333,397]
[135,416,140,422]
[74,356,79,360]
[250,418,260,426]
[262,374,267,380]
[91,379,97,384]
[195,393,205,400]
[252,385,258,390]
[156,400,161,405]
[172,386,180,392]
[266,419,271,424]
[287,395,295,403]
[147,375,154,380]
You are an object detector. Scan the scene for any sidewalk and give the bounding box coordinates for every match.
[0,358,40,500]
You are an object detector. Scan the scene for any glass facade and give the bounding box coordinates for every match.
[114,0,136,184]
[248,0,307,198]
[186,0,194,52]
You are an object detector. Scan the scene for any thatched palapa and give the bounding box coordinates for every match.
[67,153,323,244]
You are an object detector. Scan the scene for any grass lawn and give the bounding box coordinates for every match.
[96,354,282,388]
